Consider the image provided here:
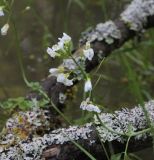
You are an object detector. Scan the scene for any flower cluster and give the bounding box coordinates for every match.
[80,98,101,113]
[83,42,94,61]
[47,33,95,88]
[47,33,71,58]
[57,73,73,86]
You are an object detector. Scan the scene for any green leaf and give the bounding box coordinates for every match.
[111,153,122,160]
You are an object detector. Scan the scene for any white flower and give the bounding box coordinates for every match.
[57,33,71,51]
[52,44,62,51]
[1,23,9,36]
[49,67,64,76]
[47,47,57,58]
[47,33,71,58]
[57,73,73,86]
[57,73,65,82]
[83,41,94,61]
[80,98,101,113]
[49,68,60,75]
[0,7,4,16]
[63,59,76,70]
[58,33,71,43]
[84,79,92,92]
[83,48,94,61]
[64,78,73,86]
[25,6,31,10]
[47,44,62,58]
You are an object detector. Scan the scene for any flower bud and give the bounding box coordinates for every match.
[84,79,92,92]
[1,23,9,36]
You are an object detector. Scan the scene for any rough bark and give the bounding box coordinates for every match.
[1,100,154,160]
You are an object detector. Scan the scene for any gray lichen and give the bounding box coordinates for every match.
[121,0,154,31]
[1,101,154,159]
[80,20,121,44]
[80,0,154,45]
[95,100,154,142]
[0,123,93,160]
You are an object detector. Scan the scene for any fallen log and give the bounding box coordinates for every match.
[0,100,154,159]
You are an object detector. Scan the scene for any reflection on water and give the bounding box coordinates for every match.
[0,0,154,158]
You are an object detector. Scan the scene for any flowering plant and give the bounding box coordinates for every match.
[47,33,102,114]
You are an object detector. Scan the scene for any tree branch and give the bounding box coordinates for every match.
[1,100,154,159]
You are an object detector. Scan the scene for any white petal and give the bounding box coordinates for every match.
[1,23,9,36]
[84,79,92,92]
[63,59,76,70]
[57,73,73,86]
[62,33,71,41]
[0,7,4,16]
[52,44,61,51]
[83,48,94,61]
[57,73,65,83]
[47,47,56,58]
[64,79,73,86]
[49,68,59,76]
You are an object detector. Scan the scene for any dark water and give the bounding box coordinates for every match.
[0,0,154,159]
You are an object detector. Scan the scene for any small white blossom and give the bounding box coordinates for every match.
[84,79,92,92]
[58,33,71,43]
[1,23,9,36]
[83,42,94,61]
[49,67,64,76]
[64,79,73,86]
[63,59,76,70]
[57,73,65,82]
[80,98,101,113]
[0,146,3,153]
[0,7,4,16]
[25,6,31,10]
[49,68,60,75]
[57,33,71,51]
[83,48,94,61]
[57,73,73,86]
[47,47,57,58]
[47,33,71,58]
